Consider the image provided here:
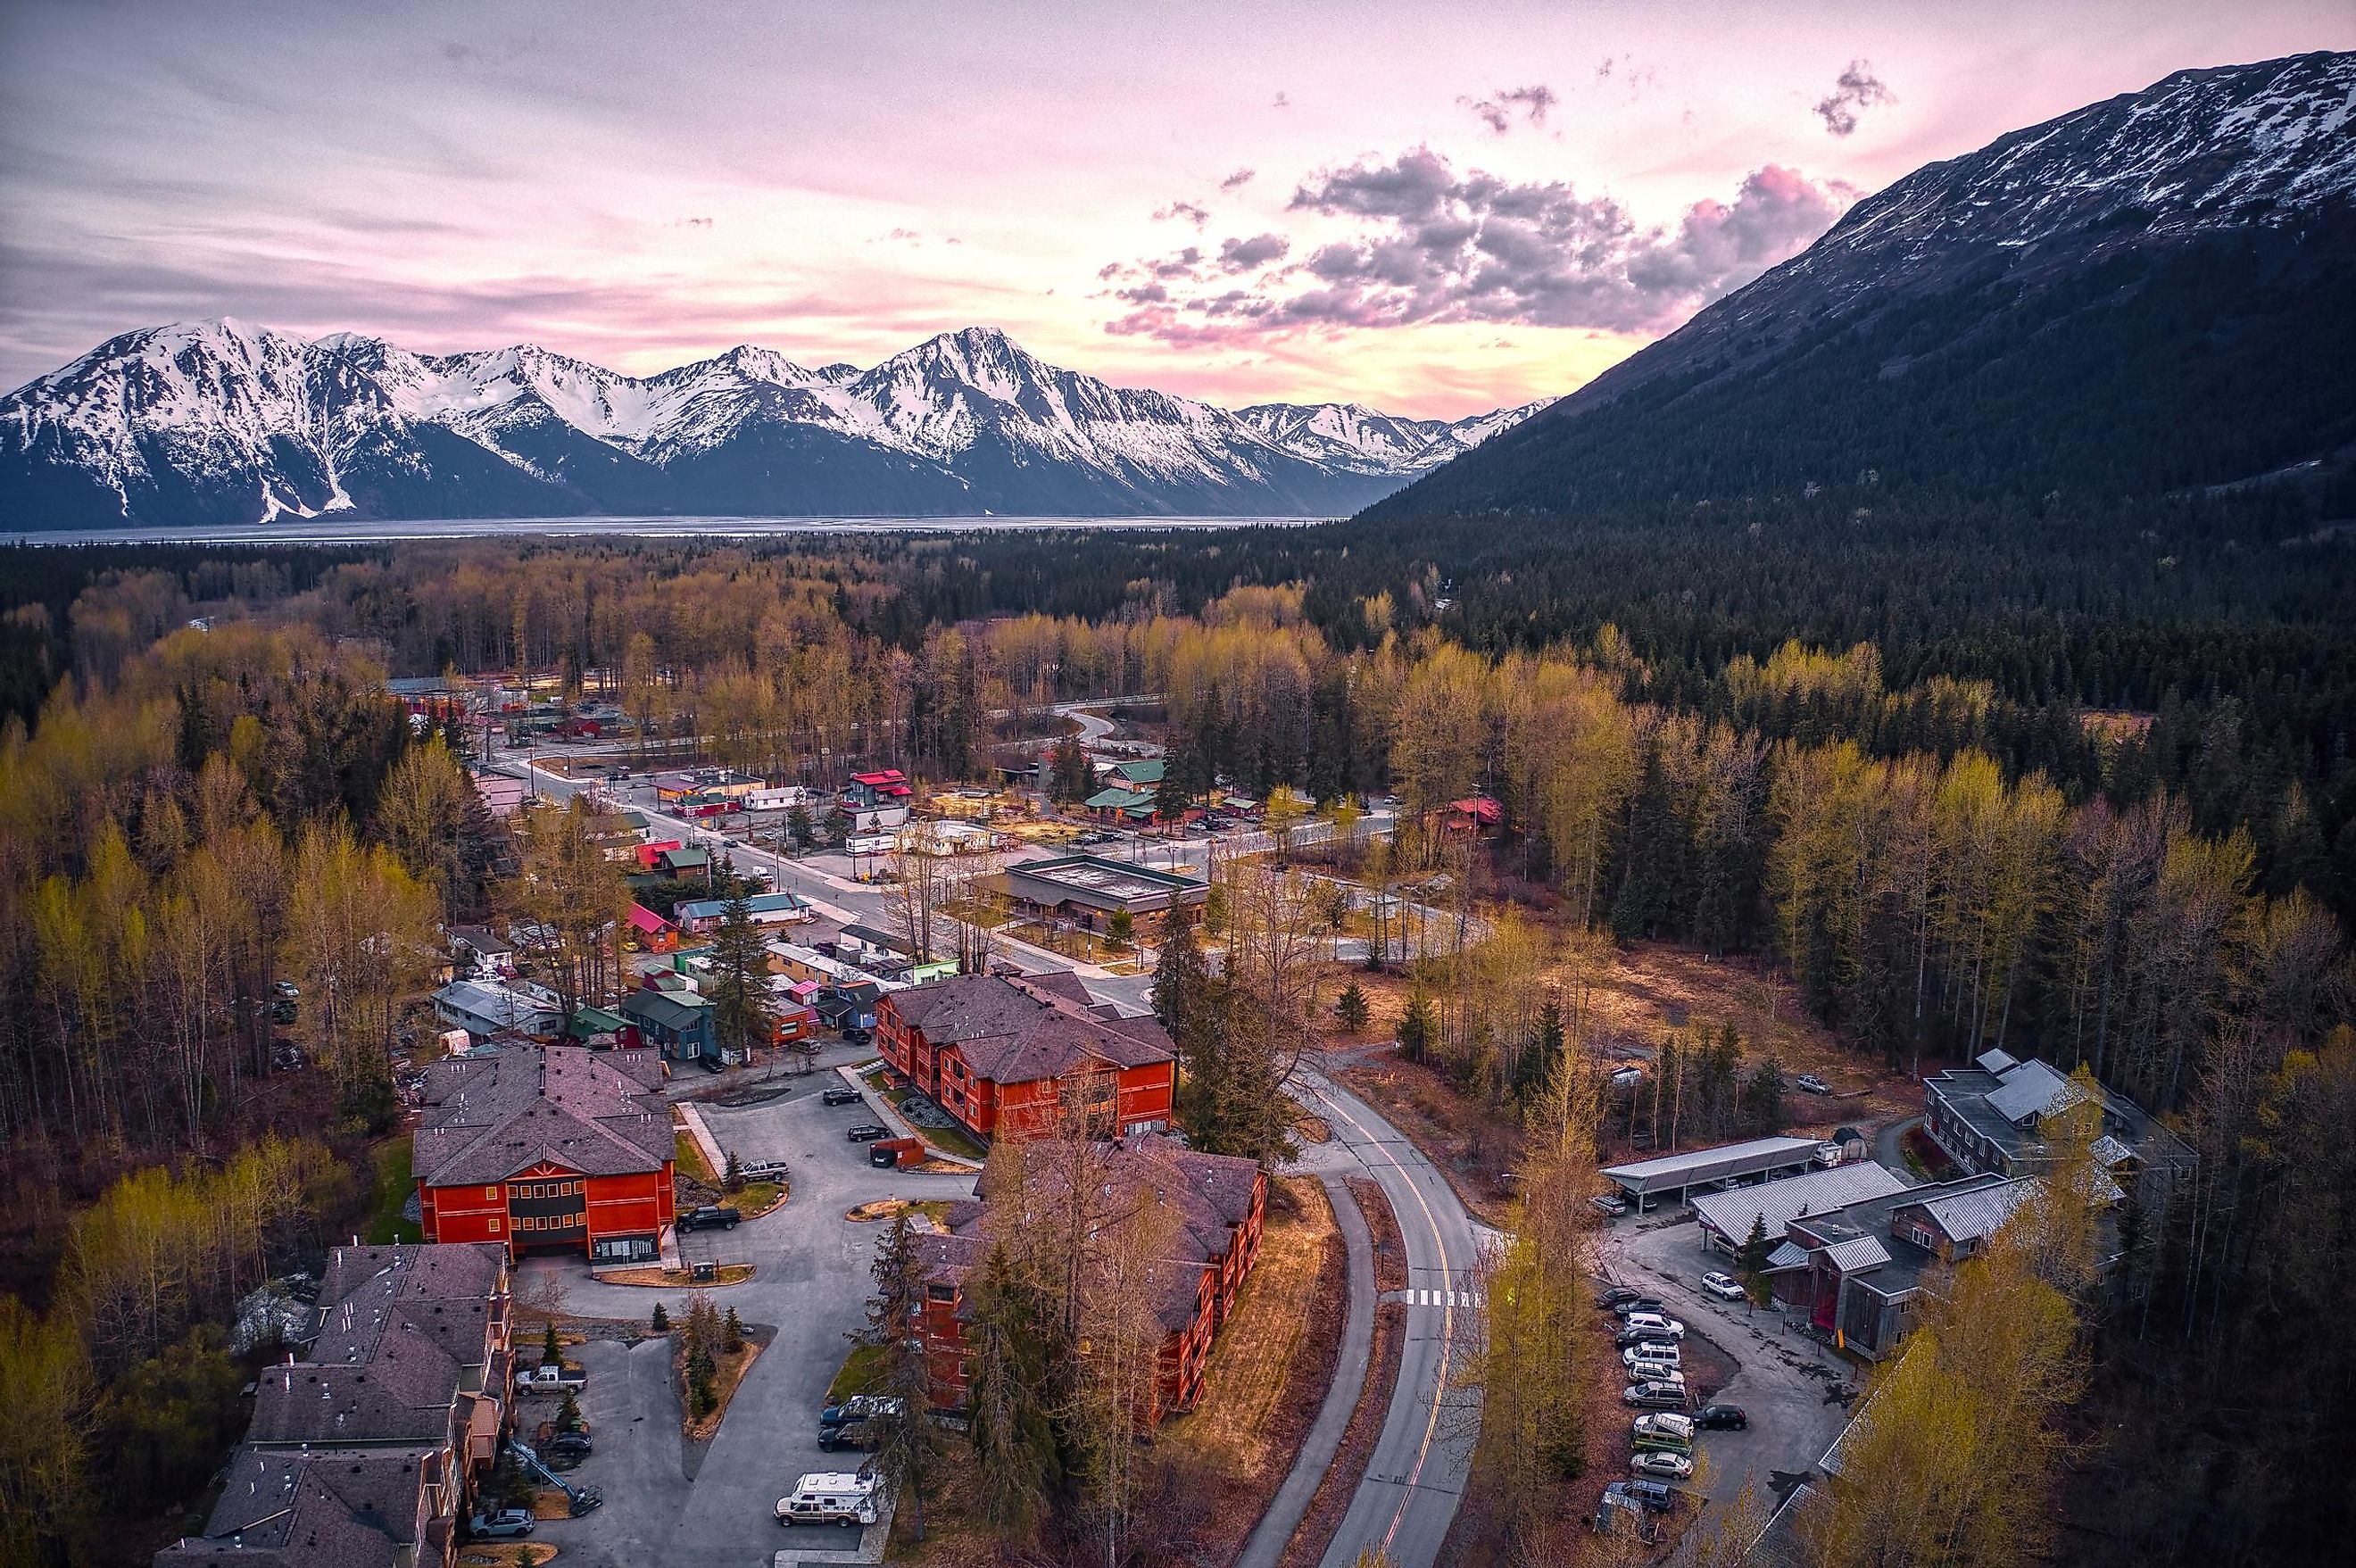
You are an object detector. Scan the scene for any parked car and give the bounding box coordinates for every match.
[272,980,301,1000]
[1606,1479,1678,1514]
[1617,1328,1678,1352]
[678,1205,741,1232]
[821,1087,864,1107]
[1796,1073,1833,1095]
[1622,1381,1688,1410]
[845,1124,891,1142]
[1590,1194,1630,1217]
[698,1054,727,1074]
[517,1362,587,1393]
[869,1136,925,1169]
[1596,1286,1646,1310]
[1696,1404,1749,1430]
[739,1158,790,1182]
[817,1417,892,1452]
[270,1000,298,1024]
[1630,1449,1695,1481]
[1627,1362,1685,1388]
[1700,1270,1747,1302]
[1632,1412,1696,1444]
[1623,1343,1682,1368]
[841,1026,873,1046]
[1612,1295,1664,1316]
[469,1508,535,1539]
[543,1431,593,1458]
[818,1393,904,1429]
[1622,1312,1686,1339]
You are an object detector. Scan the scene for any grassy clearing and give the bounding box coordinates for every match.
[364,1139,421,1244]
[1162,1176,1340,1481]
[827,1340,891,1403]
[674,1129,715,1186]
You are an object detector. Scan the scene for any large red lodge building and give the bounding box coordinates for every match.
[875,971,1176,1141]
[414,1045,675,1264]
[913,1133,1265,1422]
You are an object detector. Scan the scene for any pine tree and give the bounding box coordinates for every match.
[704,891,776,1064]
[722,1305,745,1355]
[1738,1212,1772,1299]
[541,1320,561,1366]
[1398,990,1436,1064]
[965,1243,1059,1542]
[651,1301,669,1332]
[1048,739,1094,804]
[867,1214,921,1346]
[1335,982,1370,1034]
[786,801,813,850]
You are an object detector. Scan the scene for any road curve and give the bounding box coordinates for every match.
[1300,1067,1487,1568]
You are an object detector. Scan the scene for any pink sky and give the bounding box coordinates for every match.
[1,1,2348,415]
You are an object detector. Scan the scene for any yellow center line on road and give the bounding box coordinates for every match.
[1312,1078,1464,1561]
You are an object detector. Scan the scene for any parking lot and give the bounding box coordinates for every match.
[1595,1203,1862,1518]
[511,1072,977,1568]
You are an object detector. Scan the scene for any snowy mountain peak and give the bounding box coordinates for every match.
[3,322,1544,527]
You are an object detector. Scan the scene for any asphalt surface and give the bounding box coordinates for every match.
[517,1079,978,1568]
[1594,1206,1862,1518]
[1294,1068,1493,1568]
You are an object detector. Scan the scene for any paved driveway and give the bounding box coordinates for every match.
[1595,1211,1856,1515]
[518,1082,978,1568]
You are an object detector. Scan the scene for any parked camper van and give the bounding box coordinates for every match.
[776,1472,880,1528]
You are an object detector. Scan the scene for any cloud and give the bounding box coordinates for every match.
[1457,84,1557,135]
[1814,60,1896,137]
[1220,168,1257,192]
[1101,149,1852,346]
[1154,200,1210,228]
[1217,233,1290,270]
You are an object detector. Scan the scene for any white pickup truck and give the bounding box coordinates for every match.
[517,1362,587,1393]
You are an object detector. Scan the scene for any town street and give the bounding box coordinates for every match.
[1294,1067,1492,1568]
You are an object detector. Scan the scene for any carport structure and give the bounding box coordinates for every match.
[1601,1135,1825,1213]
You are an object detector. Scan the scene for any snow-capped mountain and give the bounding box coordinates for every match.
[0,321,1543,529]
[1234,402,1551,476]
[1370,51,2356,523]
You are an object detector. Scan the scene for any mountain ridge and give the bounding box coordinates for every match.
[0,320,1546,528]
[1366,51,2356,527]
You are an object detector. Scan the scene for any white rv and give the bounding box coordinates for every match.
[776,1471,880,1528]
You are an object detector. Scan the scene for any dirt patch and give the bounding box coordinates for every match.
[1157,1175,1347,1567]
[1278,1301,1406,1568]
[459,1547,557,1568]
[1294,1110,1333,1145]
[591,1263,756,1288]
[1348,1174,1408,1293]
[845,1198,956,1225]
[676,1323,771,1442]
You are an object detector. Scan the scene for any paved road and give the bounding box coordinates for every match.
[1294,1069,1490,1568]
[1876,1115,1923,1182]
[518,1082,979,1568]
[1237,1172,1377,1568]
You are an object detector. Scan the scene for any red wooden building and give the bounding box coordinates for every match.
[413,1045,676,1265]
[912,1133,1265,1421]
[875,972,1176,1142]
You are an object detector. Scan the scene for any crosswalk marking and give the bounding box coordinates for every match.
[1408,1288,1480,1307]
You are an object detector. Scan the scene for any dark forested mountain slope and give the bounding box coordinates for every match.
[1366,52,2356,526]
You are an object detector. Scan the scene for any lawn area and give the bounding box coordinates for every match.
[827,1340,891,1403]
[363,1139,421,1244]
[674,1129,716,1186]
[1158,1176,1348,1564]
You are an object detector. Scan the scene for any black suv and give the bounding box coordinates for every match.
[1596,1286,1645,1310]
[821,1087,863,1107]
[1696,1405,1749,1430]
[677,1206,741,1232]
[846,1124,891,1143]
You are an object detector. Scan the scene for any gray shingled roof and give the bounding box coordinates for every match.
[885,973,1173,1085]
[1986,1058,2085,1124]
[162,1447,436,1568]
[413,1045,671,1187]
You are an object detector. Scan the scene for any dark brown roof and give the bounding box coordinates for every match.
[413,1044,672,1187]
[156,1448,437,1568]
[885,974,1173,1086]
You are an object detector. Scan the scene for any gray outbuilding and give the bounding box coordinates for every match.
[1600,1134,1826,1212]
